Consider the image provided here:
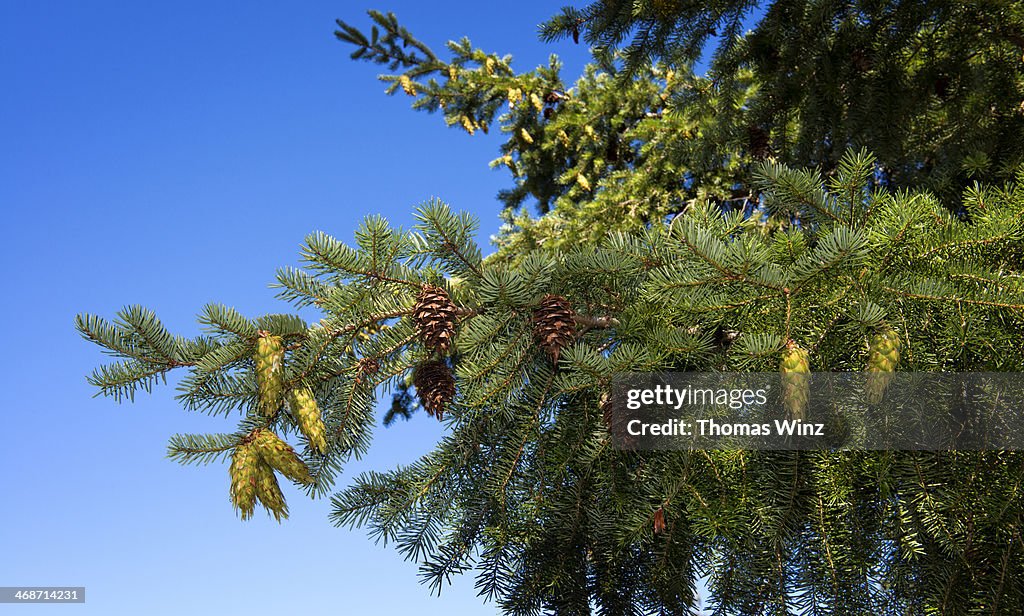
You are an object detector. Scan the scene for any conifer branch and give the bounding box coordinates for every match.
[882,287,1024,311]
[573,314,620,328]
[166,433,241,466]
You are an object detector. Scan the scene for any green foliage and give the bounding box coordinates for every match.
[338,4,1024,249]
[336,10,766,253]
[76,6,1024,613]
[541,1,1024,202]
[80,158,1024,612]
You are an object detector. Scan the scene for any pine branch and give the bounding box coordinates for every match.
[166,433,242,466]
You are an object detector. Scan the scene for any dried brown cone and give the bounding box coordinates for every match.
[251,428,315,485]
[747,125,771,160]
[533,294,576,364]
[600,391,637,449]
[413,284,458,353]
[653,506,667,535]
[356,357,380,384]
[229,442,260,520]
[253,460,289,522]
[414,360,456,421]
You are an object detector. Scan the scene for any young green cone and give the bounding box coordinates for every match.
[865,327,900,404]
[288,385,327,454]
[255,331,284,417]
[253,460,289,522]
[780,341,811,421]
[229,442,259,520]
[251,429,315,485]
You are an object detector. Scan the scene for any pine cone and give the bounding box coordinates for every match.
[601,391,636,448]
[288,385,327,454]
[255,331,284,417]
[851,47,873,74]
[747,125,771,160]
[356,357,380,383]
[653,506,666,535]
[533,294,576,364]
[251,429,314,485]
[413,284,458,353]
[780,341,811,421]
[253,460,288,522]
[414,360,456,421]
[865,327,900,404]
[229,442,260,520]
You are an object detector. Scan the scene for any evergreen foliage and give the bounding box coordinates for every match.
[336,5,1024,244]
[540,0,1024,201]
[79,158,1024,612]
[337,10,764,252]
[76,7,1024,614]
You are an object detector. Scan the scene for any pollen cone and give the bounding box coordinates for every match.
[255,331,284,417]
[288,385,327,454]
[251,428,314,485]
[780,341,811,421]
[253,460,289,522]
[866,327,900,404]
[229,442,259,520]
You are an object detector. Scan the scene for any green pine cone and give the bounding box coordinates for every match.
[253,460,289,522]
[780,341,811,421]
[865,328,901,404]
[288,385,327,454]
[251,429,315,485]
[255,331,285,417]
[229,442,259,520]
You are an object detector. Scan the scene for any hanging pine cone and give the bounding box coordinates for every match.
[229,441,260,520]
[251,429,314,485]
[288,385,327,454]
[851,47,873,74]
[653,506,667,535]
[255,331,284,418]
[865,327,900,404]
[780,341,811,421]
[601,391,636,448]
[747,125,771,160]
[414,360,455,421]
[253,460,288,522]
[533,294,576,364]
[413,284,458,353]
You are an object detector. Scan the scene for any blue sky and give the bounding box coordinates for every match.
[1,2,598,614]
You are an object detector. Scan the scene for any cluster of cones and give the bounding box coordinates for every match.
[779,326,902,420]
[410,285,579,421]
[234,288,586,517]
[254,331,327,452]
[229,428,314,521]
[229,331,330,520]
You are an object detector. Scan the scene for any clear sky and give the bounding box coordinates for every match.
[0,2,595,614]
